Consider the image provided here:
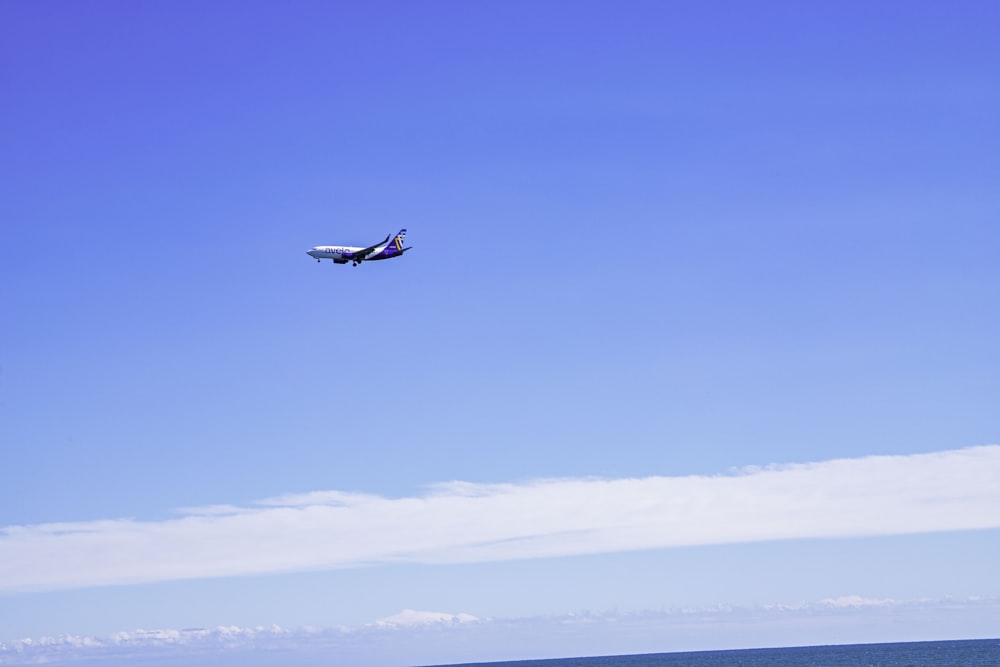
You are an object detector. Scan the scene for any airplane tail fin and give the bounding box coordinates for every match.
[392,229,407,252]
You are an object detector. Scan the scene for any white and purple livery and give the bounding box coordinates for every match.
[306,229,410,266]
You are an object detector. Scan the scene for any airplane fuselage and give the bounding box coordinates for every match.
[307,245,373,264]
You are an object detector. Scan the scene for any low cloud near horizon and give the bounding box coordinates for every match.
[3,597,999,667]
[2,446,999,593]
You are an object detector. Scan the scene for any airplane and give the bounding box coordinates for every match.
[306,229,411,266]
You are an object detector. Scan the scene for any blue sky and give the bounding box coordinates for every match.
[1,1,999,663]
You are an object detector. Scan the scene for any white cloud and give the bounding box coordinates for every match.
[820,595,898,608]
[372,609,480,628]
[1,446,999,592]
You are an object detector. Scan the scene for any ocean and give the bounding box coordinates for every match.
[426,639,1000,667]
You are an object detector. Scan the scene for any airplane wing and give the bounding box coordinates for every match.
[349,234,390,262]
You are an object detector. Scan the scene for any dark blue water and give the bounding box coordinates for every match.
[427,639,999,667]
